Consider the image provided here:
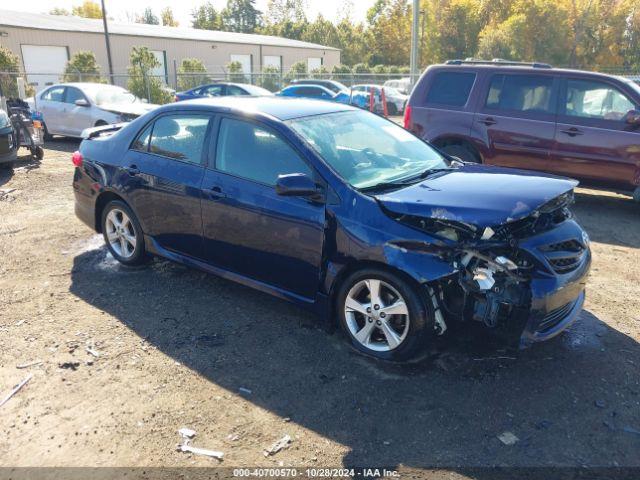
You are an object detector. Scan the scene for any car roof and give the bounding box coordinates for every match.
[431,63,630,82]
[164,96,354,121]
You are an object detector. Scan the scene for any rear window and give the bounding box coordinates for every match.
[486,74,555,114]
[425,72,476,107]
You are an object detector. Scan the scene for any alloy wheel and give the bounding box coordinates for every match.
[344,279,410,352]
[105,208,137,259]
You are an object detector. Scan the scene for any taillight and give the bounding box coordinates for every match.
[403,104,412,130]
[72,151,83,167]
[174,95,180,102]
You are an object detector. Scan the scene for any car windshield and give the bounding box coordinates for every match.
[287,110,448,189]
[84,86,139,105]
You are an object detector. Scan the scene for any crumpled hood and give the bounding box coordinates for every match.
[375,164,578,229]
[97,102,158,116]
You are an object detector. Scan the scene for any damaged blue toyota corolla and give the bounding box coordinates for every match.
[73,97,591,361]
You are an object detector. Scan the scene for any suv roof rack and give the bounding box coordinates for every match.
[445,59,553,69]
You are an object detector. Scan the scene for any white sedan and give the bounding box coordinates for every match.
[27,83,158,138]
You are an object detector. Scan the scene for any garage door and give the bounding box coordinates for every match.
[21,45,69,92]
[150,50,167,83]
[307,57,322,72]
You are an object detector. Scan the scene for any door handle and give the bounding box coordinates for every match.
[125,165,140,176]
[560,127,584,137]
[478,117,496,126]
[207,185,227,199]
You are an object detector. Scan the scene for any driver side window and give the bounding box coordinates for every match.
[215,118,313,186]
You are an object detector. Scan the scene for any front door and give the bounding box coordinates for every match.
[64,86,95,136]
[551,77,640,188]
[121,113,211,258]
[473,73,559,172]
[201,116,325,299]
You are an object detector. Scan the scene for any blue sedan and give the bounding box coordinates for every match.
[175,82,273,101]
[278,84,370,109]
[73,97,590,361]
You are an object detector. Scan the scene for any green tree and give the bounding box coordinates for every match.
[335,18,369,66]
[302,14,340,48]
[309,66,329,78]
[137,7,159,25]
[192,2,222,30]
[366,0,411,65]
[0,46,23,98]
[127,47,173,104]
[62,51,103,83]
[226,60,246,82]
[177,58,210,90]
[222,0,262,33]
[259,64,281,91]
[72,1,103,18]
[49,7,70,15]
[284,60,307,82]
[161,7,179,27]
[260,0,308,39]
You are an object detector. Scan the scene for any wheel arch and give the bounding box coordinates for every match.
[326,259,431,328]
[94,191,127,233]
[431,135,483,163]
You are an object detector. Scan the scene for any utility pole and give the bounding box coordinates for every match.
[409,0,420,89]
[101,0,115,84]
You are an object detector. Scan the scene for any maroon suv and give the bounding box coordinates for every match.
[404,60,640,201]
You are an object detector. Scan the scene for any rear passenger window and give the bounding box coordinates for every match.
[486,75,555,114]
[216,118,313,186]
[149,115,210,164]
[425,72,476,106]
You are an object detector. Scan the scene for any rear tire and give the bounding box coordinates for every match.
[101,200,148,266]
[440,143,480,164]
[337,268,434,362]
[42,122,53,141]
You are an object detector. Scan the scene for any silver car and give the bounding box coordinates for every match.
[351,84,408,115]
[27,83,158,138]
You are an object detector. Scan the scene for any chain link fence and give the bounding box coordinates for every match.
[2,68,639,105]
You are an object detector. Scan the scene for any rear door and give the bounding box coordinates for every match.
[551,77,640,187]
[121,113,211,258]
[473,73,559,172]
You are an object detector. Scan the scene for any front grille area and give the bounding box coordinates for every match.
[539,238,587,274]
[538,301,574,331]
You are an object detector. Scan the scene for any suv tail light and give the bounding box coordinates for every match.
[403,104,412,130]
[72,151,83,167]
[174,95,179,102]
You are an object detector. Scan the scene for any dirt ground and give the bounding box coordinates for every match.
[1,140,639,475]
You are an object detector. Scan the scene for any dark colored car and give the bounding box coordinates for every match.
[175,82,273,102]
[290,79,348,94]
[0,108,17,168]
[405,60,640,202]
[73,97,591,361]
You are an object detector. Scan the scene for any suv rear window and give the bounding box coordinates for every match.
[486,74,555,114]
[425,72,476,107]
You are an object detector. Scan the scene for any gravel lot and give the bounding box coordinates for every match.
[1,140,639,473]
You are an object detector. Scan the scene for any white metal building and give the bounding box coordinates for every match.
[0,9,341,91]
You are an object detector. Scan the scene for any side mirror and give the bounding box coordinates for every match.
[276,173,320,198]
[75,99,89,107]
[624,109,640,127]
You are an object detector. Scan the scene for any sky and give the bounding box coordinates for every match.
[6,0,373,26]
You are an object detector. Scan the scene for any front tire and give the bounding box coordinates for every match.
[101,200,147,266]
[337,268,434,361]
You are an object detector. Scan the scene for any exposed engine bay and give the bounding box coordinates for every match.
[384,190,584,338]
